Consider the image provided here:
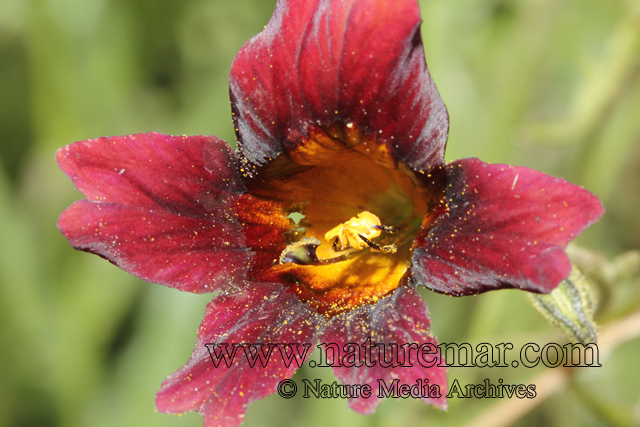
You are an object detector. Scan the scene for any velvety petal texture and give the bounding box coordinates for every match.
[230,0,448,171]
[156,283,319,427]
[57,133,251,293]
[55,0,606,425]
[319,286,447,414]
[411,159,605,296]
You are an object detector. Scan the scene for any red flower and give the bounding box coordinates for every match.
[56,0,603,426]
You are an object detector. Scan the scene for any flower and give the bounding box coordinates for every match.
[56,0,604,426]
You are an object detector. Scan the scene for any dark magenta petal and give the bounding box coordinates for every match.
[319,286,447,414]
[156,283,318,427]
[56,132,244,213]
[58,201,250,293]
[412,158,604,296]
[57,133,250,293]
[230,0,448,170]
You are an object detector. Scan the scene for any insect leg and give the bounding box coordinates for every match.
[372,224,398,234]
[358,235,397,254]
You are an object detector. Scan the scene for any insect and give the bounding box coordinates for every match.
[324,211,398,254]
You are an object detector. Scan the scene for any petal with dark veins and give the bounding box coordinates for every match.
[57,133,252,293]
[411,158,605,296]
[319,285,447,413]
[230,0,448,171]
[156,283,319,427]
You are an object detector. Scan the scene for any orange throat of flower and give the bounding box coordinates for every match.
[242,123,443,316]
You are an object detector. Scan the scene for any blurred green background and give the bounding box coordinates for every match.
[1,0,640,426]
